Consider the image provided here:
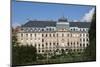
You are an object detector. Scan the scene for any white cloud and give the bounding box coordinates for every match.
[81,8,95,22]
[73,19,78,22]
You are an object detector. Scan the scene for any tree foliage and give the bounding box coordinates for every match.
[12,45,37,66]
[84,8,96,61]
[12,28,37,66]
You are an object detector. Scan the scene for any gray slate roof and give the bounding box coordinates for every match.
[22,20,56,27]
[22,20,91,28]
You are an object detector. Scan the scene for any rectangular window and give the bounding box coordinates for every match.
[53,34,55,37]
[83,38,85,41]
[42,34,44,37]
[26,34,28,37]
[35,33,36,37]
[83,43,85,47]
[42,44,44,47]
[30,34,32,37]
[45,34,47,37]
[67,42,69,46]
[42,39,44,42]
[21,33,23,37]
[49,34,51,37]
[53,43,55,45]
[57,33,58,37]
[62,34,64,37]
[57,43,59,46]
[87,38,89,41]
[67,34,69,37]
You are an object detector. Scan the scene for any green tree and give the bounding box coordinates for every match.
[84,8,96,61]
[12,27,19,46]
[12,45,37,66]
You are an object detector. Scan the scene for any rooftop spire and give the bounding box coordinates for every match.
[58,15,68,22]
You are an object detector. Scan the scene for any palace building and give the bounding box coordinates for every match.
[16,17,91,56]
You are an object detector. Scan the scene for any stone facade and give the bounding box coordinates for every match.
[16,17,90,55]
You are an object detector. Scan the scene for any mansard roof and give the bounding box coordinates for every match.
[22,20,91,28]
[22,20,56,27]
[70,22,91,28]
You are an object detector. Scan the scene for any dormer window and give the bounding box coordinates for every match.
[42,29,44,31]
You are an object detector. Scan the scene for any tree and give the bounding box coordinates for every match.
[12,27,37,66]
[84,8,96,61]
[12,45,37,66]
[12,27,19,46]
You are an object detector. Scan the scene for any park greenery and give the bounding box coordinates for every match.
[83,8,96,61]
[12,9,96,66]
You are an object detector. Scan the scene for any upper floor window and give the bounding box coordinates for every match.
[86,34,89,37]
[87,38,89,41]
[71,34,72,37]
[57,33,58,37]
[42,44,44,47]
[30,34,32,37]
[35,33,36,37]
[67,42,69,46]
[42,29,44,31]
[67,34,69,37]
[42,34,44,37]
[49,34,51,37]
[21,33,23,37]
[83,43,85,47]
[80,43,82,47]
[53,43,55,45]
[46,28,48,31]
[71,29,72,31]
[83,34,85,37]
[42,39,44,42]
[83,38,85,41]
[38,44,40,47]
[50,43,51,46]
[62,34,64,37]
[26,34,28,37]
[45,34,47,37]
[53,34,55,37]
[73,28,75,31]
[83,29,84,31]
[77,42,79,45]
[80,39,82,41]
[57,43,59,46]
[87,43,89,46]
[46,43,48,46]
[80,34,82,37]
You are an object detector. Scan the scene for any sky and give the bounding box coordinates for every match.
[12,0,95,27]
